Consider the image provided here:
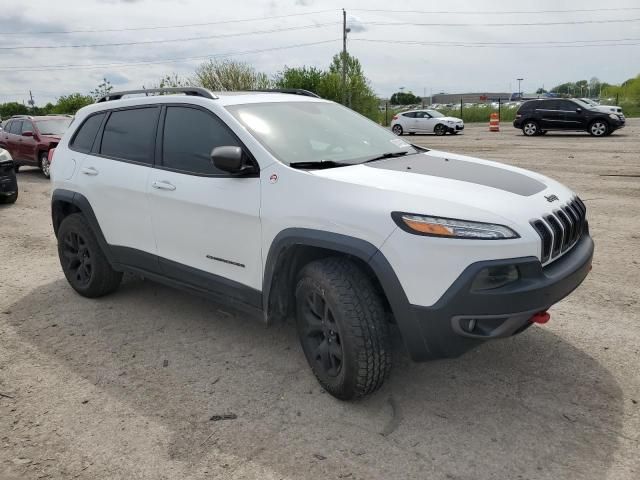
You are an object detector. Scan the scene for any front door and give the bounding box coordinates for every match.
[558,100,584,129]
[148,105,262,301]
[19,120,37,163]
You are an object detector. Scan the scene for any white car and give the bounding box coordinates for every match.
[577,98,625,116]
[50,88,593,400]
[391,109,464,136]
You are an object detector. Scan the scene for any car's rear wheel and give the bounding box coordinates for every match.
[434,124,446,136]
[522,121,539,136]
[589,120,609,137]
[295,258,391,400]
[39,151,51,178]
[392,124,403,136]
[57,213,123,297]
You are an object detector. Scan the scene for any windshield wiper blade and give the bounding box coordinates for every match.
[362,151,410,163]
[289,160,347,170]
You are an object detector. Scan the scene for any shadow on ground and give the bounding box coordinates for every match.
[6,276,625,479]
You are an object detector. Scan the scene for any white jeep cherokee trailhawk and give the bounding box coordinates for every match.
[51,88,594,400]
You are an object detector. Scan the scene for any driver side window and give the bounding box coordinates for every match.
[161,106,242,176]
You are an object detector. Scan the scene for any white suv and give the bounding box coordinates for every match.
[51,88,594,400]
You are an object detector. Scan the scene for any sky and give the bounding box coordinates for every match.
[0,0,639,105]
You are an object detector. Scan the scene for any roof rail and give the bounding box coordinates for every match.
[97,87,217,103]
[252,88,320,98]
[10,114,32,119]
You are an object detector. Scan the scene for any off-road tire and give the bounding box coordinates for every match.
[57,213,122,297]
[295,258,391,400]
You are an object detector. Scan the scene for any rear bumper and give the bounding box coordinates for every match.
[0,163,18,196]
[392,233,594,361]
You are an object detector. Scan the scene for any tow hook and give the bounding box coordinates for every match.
[530,311,551,324]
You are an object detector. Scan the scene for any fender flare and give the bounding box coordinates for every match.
[51,188,115,264]
[262,228,426,356]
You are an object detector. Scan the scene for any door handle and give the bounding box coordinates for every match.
[152,180,176,191]
[81,166,99,176]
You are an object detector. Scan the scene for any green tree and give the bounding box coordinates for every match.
[274,66,325,94]
[0,102,29,118]
[324,52,379,120]
[156,73,191,88]
[536,88,547,95]
[390,91,421,105]
[54,93,94,114]
[192,59,271,91]
[90,78,114,100]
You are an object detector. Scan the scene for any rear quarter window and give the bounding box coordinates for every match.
[70,113,105,153]
[402,112,416,118]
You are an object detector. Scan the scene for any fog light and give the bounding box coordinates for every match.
[471,265,519,291]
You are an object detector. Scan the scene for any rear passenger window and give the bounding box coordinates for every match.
[71,113,105,153]
[161,106,241,175]
[100,107,159,164]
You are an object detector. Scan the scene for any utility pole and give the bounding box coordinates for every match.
[517,78,523,99]
[28,90,35,111]
[342,9,347,106]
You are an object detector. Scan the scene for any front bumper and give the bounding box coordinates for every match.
[392,232,594,361]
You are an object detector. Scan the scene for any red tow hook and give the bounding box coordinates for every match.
[530,311,551,324]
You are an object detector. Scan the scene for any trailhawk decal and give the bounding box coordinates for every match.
[367,155,546,196]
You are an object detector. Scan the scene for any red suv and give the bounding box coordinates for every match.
[0,115,72,178]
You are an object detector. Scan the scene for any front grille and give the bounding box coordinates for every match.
[531,197,587,265]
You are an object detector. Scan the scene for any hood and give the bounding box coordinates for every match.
[438,116,463,123]
[309,150,575,227]
[41,134,62,141]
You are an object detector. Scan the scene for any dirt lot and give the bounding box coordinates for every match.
[1,120,639,480]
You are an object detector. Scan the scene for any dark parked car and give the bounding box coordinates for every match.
[0,115,72,177]
[0,147,18,204]
[513,99,625,137]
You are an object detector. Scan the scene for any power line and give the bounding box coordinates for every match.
[0,39,339,72]
[0,23,339,51]
[361,18,640,27]
[350,7,640,15]
[0,9,338,35]
[352,38,640,48]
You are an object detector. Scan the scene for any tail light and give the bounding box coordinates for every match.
[392,115,398,120]
[48,148,56,165]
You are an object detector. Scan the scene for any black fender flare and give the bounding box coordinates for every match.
[51,188,115,264]
[262,228,427,357]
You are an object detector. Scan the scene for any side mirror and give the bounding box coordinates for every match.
[211,146,254,174]
[22,131,33,137]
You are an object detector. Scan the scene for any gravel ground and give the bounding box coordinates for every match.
[1,120,639,480]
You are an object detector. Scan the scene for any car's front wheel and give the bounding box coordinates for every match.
[589,120,609,137]
[522,121,539,136]
[434,124,447,136]
[57,213,123,298]
[295,258,391,400]
[39,151,51,178]
[392,124,403,135]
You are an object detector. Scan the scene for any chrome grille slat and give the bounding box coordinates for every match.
[531,196,587,266]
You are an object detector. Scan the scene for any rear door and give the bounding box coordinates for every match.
[4,120,22,160]
[73,107,159,266]
[148,104,262,297]
[536,101,563,129]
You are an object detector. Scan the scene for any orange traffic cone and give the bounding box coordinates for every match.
[489,112,500,132]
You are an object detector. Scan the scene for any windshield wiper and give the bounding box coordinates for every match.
[362,151,410,163]
[289,160,347,170]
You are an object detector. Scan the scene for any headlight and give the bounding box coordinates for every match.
[609,113,619,120]
[392,212,519,239]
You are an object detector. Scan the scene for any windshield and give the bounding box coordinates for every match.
[35,118,72,135]
[426,109,444,118]
[226,101,417,166]
[577,98,597,106]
